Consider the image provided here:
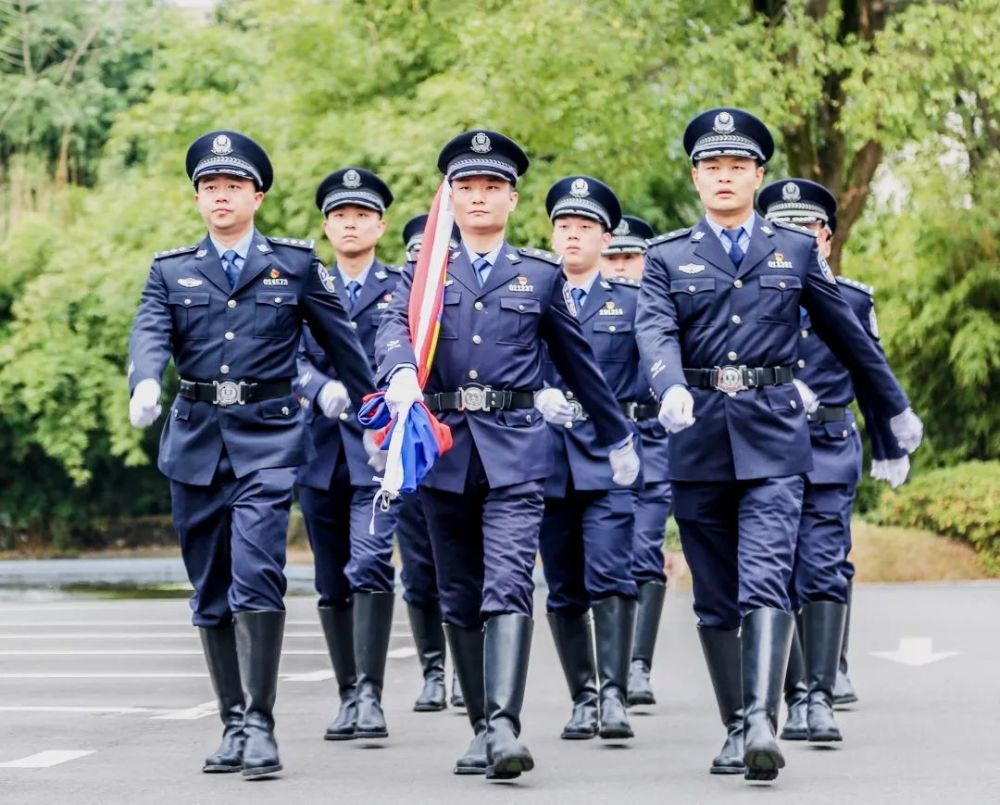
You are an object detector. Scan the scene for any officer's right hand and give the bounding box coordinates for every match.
[792,379,821,414]
[129,379,162,428]
[890,407,924,454]
[318,380,350,420]
[534,388,574,426]
[658,385,695,434]
[385,367,423,415]
[871,455,910,488]
[363,429,388,474]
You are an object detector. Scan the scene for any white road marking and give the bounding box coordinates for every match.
[283,670,335,682]
[0,649,328,656]
[387,646,417,659]
[0,750,95,768]
[0,671,332,680]
[870,636,958,666]
[0,631,414,639]
[0,706,154,715]
[152,701,218,720]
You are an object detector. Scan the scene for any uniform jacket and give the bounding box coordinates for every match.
[543,276,642,496]
[635,214,909,482]
[295,259,401,490]
[374,241,631,494]
[127,230,373,485]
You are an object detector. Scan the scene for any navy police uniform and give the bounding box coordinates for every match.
[375,132,632,779]
[635,110,910,780]
[127,131,373,777]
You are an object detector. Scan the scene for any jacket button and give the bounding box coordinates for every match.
[351,322,358,329]
[468,370,478,380]
[225,331,235,340]
[227,300,236,309]
[564,421,573,429]
[339,412,349,421]
[779,281,787,289]
[474,301,484,311]
[184,298,192,306]
[731,315,741,324]
[518,304,525,311]
[790,399,798,409]
[728,351,738,361]
[274,297,282,304]
[688,284,696,292]
[526,414,532,423]
[566,391,574,399]
[608,325,616,332]
[472,335,482,344]
[220,365,230,374]
[798,359,806,368]
[733,279,743,288]
[842,429,849,438]
[801,329,809,338]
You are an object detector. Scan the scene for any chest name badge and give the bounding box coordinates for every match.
[678,263,705,274]
[508,275,534,292]
[599,300,624,316]
[178,277,203,288]
[768,252,793,269]
[376,292,393,310]
[263,268,289,286]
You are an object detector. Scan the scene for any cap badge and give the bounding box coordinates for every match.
[782,182,801,202]
[570,178,590,198]
[343,169,361,189]
[614,220,629,236]
[712,112,735,134]
[211,135,233,156]
[470,132,492,153]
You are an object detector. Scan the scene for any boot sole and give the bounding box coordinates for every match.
[454,764,487,775]
[627,694,655,706]
[833,694,858,707]
[413,702,447,712]
[561,731,598,740]
[599,728,634,740]
[485,756,534,780]
[780,728,809,741]
[242,763,282,779]
[807,731,843,742]
[744,749,783,782]
[203,764,242,773]
[710,765,746,775]
[324,732,357,741]
[355,729,389,739]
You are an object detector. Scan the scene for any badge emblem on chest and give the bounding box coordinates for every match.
[767,252,793,269]
[678,264,705,274]
[599,300,624,316]
[263,267,289,286]
[508,275,534,292]
[376,292,393,310]
[178,277,203,287]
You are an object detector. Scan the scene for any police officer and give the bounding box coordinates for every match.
[757,178,910,742]
[127,132,373,778]
[295,168,403,740]
[375,131,640,780]
[602,215,673,707]
[537,176,640,742]
[635,109,924,781]
[398,214,463,712]
[600,215,655,282]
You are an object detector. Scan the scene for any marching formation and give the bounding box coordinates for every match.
[126,107,923,785]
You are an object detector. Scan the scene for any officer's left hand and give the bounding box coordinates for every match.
[609,436,640,486]
[792,379,820,415]
[890,407,923,453]
[318,380,350,420]
[881,455,911,488]
[363,429,387,474]
[129,379,162,428]
[534,388,575,426]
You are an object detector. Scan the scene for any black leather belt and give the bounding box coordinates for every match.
[178,378,292,407]
[424,385,536,413]
[684,365,795,394]
[807,405,848,423]
[565,400,657,423]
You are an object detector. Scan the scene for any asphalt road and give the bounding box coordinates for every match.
[0,581,997,804]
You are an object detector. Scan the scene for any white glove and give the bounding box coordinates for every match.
[534,388,575,426]
[883,455,911,488]
[792,379,820,415]
[363,429,387,474]
[609,436,641,486]
[890,407,923,454]
[129,379,162,428]
[657,385,695,434]
[385,367,423,415]
[870,459,890,482]
[318,380,350,420]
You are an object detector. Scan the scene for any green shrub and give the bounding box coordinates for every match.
[870,461,1000,568]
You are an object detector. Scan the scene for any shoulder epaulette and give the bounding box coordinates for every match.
[646,227,690,246]
[267,236,315,250]
[384,263,404,274]
[837,276,874,296]
[772,220,814,237]
[154,244,198,259]
[608,276,641,289]
[518,246,562,265]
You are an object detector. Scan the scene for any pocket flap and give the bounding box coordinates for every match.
[255,292,298,307]
[759,275,802,290]
[443,290,462,305]
[592,320,633,334]
[500,297,541,313]
[168,292,210,307]
[670,278,715,294]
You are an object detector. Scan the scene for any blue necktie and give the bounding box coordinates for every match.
[346,280,361,311]
[722,228,744,267]
[222,249,242,289]
[473,256,491,287]
[571,287,587,317]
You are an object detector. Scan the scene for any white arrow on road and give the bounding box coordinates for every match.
[870,637,958,666]
[0,750,95,768]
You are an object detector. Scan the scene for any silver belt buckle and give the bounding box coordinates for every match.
[714,366,747,396]
[213,380,246,406]
[568,399,587,422]
[460,384,489,412]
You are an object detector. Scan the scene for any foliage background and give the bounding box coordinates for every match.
[0,0,996,546]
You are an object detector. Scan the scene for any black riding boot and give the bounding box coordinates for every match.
[592,596,635,739]
[234,610,284,779]
[801,601,847,742]
[780,618,808,741]
[698,627,745,775]
[318,605,358,740]
[741,608,794,782]
[628,580,666,706]
[408,602,447,712]
[833,580,858,706]
[547,610,598,739]
[353,591,394,738]
[199,624,245,773]
[484,614,535,780]
[451,668,465,708]
[444,623,487,775]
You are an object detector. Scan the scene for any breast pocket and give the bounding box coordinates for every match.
[758,275,802,325]
[167,292,211,340]
[591,320,634,362]
[497,296,541,347]
[254,292,299,339]
[670,279,715,328]
[439,290,462,340]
